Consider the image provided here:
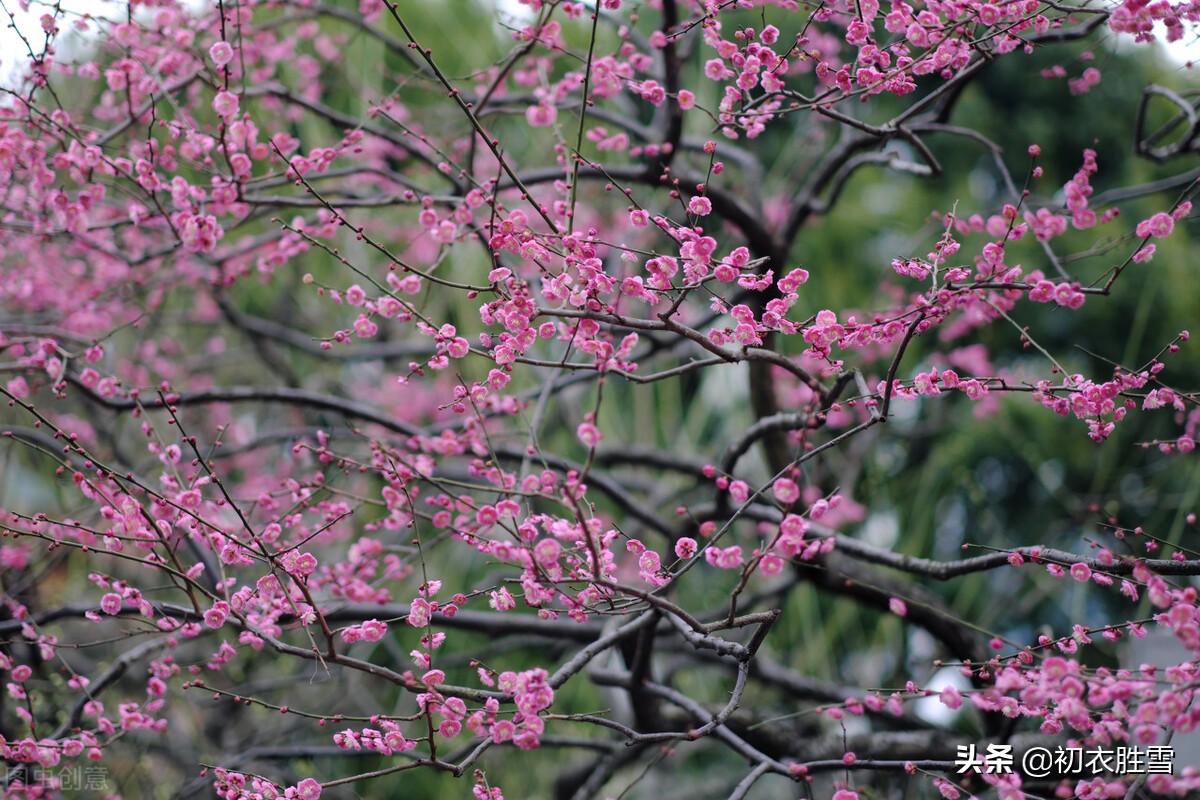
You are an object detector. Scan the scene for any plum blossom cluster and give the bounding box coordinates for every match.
[213,770,322,800]
[333,720,419,754]
[1110,0,1200,41]
[921,554,1200,797]
[1027,351,1194,443]
[469,668,555,749]
[1131,201,1191,262]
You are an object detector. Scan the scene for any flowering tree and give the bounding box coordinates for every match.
[2,0,1200,797]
